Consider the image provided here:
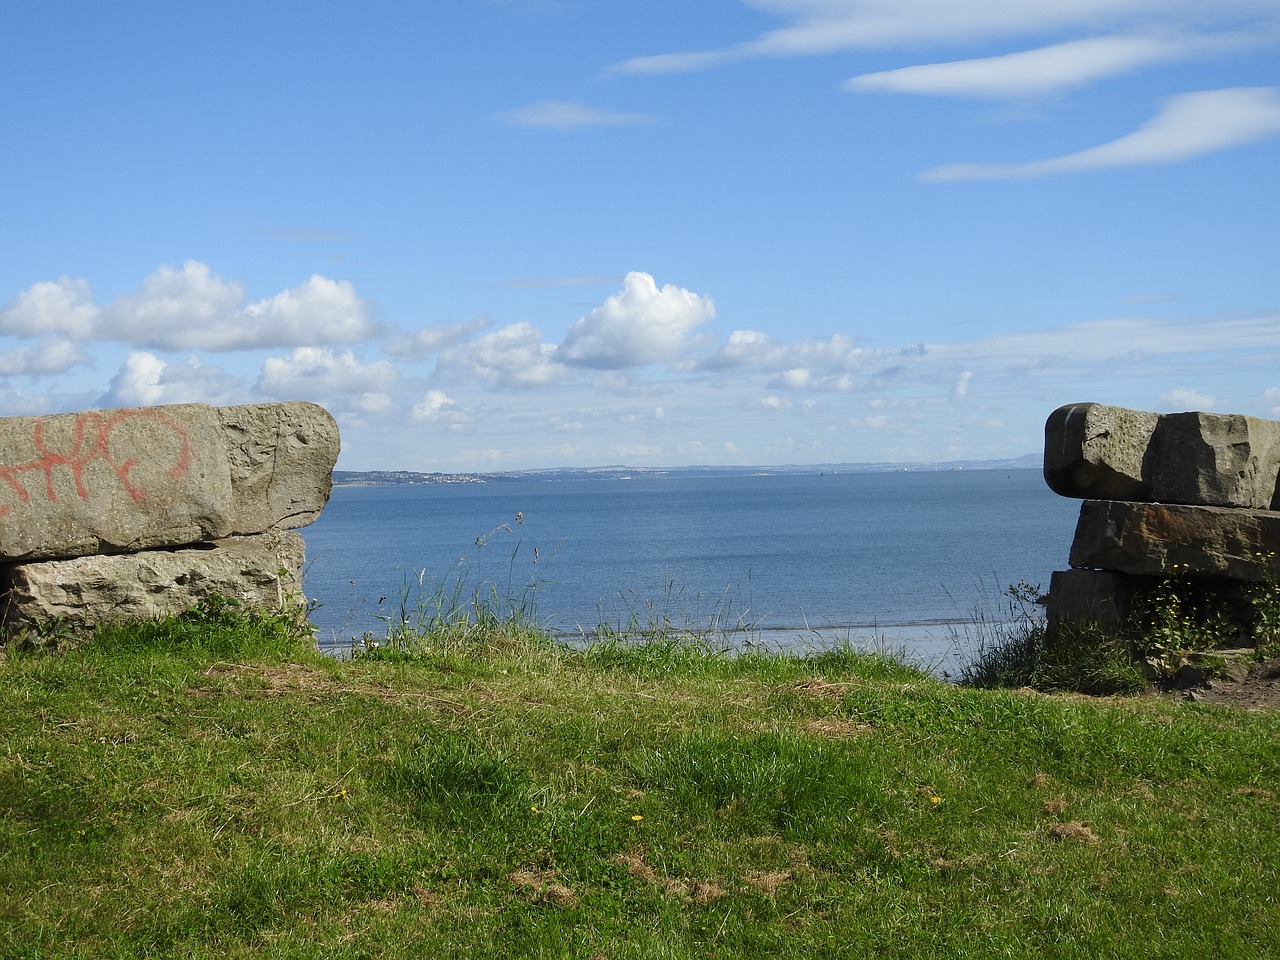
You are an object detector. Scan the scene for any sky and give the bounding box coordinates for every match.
[2,0,1279,472]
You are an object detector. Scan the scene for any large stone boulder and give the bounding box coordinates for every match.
[1045,403,1280,509]
[0,531,305,634]
[1069,499,1280,581]
[0,402,338,562]
[1044,403,1157,502]
[1148,411,1280,510]
[220,403,339,534]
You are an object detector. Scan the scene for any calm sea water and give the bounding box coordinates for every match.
[300,469,1080,672]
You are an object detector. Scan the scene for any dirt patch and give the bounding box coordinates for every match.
[1158,659,1280,710]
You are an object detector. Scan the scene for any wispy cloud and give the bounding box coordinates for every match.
[846,35,1201,99]
[922,87,1280,180]
[496,100,656,130]
[612,0,1279,74]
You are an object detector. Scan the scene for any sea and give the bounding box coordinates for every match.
[300,469,1081,675]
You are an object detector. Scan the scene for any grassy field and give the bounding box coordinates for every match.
[3,604,1279,958]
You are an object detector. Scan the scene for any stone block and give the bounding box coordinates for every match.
[1044,402,1157,502]
[1147,411,1280,510]
[0,401,338,561]
[1069,500,1280,581]
[1044,402,1280,509]
[1045,569,1138,637]
[220,402,339,534]
[0,531,305,634]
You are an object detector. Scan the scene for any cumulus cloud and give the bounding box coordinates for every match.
[951,370,974,401]
[0,339,90,376]
[1160,387,1216,410]
[497,100,656,129]
[923,87,1280,180]
[559,272,715,369]
[257,347,399,400]
[847,35,1200,99]
[8,262,381,352]
[242,274,381,347]
[438,322,566,388]
[0,276,98,338]
[100,351,247,407]
[97,262,245,348]
[412,389,460,423]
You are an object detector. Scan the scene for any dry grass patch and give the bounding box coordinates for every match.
[1047,821,1100,844]
[507,869,579,908]
[615,850,726,903]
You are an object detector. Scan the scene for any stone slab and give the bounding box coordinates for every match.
[220,402,339,535]
[0,401,338,561]
[1045,569,1138,637]
[1069,499,1280,581]
[0,530,305,634]
[1044,402,1157,502]
[1044,402,1280,509]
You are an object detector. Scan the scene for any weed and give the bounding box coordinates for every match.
[351,514,554,660]
[959,581,1147,695]
[1244,553,1280,660]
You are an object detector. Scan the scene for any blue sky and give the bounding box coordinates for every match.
[2,0,1278,471]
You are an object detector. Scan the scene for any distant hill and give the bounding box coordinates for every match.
[332,453,1041,486]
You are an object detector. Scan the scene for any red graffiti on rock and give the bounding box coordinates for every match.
[0,409,192,520]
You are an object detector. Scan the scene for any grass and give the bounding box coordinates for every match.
[3,603,1280,958]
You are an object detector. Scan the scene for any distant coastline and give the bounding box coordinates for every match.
[333,454,1041,487]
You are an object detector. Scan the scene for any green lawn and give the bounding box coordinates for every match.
[2,607,1278,958]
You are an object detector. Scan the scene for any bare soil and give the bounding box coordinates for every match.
[1160,659,1280,710]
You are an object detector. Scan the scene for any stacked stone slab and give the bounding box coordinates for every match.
[0,401,339,636]
[1043,402,1280,638]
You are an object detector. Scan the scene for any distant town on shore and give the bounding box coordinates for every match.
[333,454,1041,486]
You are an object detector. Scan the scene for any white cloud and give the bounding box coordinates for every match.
[256,347,399,400]
[384,316,490,360]
[847,35,1199,99]
[438,322,566,388]
[1265,388,1280,416]
[1160,387,1216,410]
[0,339,90,376]
[98,262,245,348]
[951,370,974,401]
[351,392,394,415]
[0,276,98,338]
[614,0,1277,73]
[559,272,716,369]
[100,351,247,407]
[8,262,382,352]
[497,100,657,129]
[243,274,381,347]
[940,313,1280,365]
[412,389,460,423]
[702,330,874,390]
[924,87,1280,180]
